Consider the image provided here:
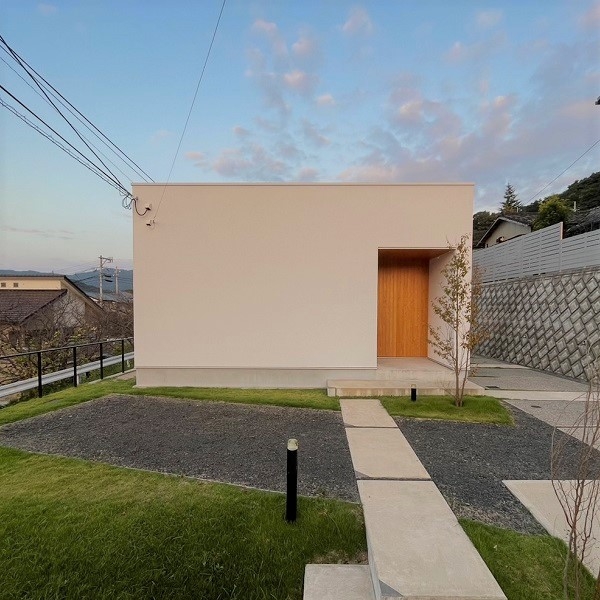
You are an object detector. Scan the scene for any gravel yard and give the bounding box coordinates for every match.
[3,392,597,535]
[0,394,359,501]
[397,403,600,534]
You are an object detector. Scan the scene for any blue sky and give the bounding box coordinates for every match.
[1,0,599,272]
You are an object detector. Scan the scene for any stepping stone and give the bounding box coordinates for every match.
[340,399,397,428]
[346,427,430,480]
[358,480,506,600]
[505,479,600,576]
[303,564,375,600]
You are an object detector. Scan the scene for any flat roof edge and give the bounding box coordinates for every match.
[131,182,475,187]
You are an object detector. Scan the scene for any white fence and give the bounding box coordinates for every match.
[473,223,600,283]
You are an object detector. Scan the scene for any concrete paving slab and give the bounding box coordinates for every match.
[486,390,589,402]
[504,480,600,576]
[471,367,588,392]
[303,564,375,600]
[558,427,600,451]
[345,427,430,480]
[358,480,506,600]
[504,399,594,428]
[340,399,397,428]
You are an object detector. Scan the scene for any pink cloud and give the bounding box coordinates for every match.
[296,167,320,181]
[476,10,503,29]
[292,34,318,58]
[316,93,336,107]
[211,145,289,180]
[342,7,374,36]
[233,126,250,137]
[578,3,600,30]
[251,18,288,57]
[301,120,330,147]
[283,69,318,94]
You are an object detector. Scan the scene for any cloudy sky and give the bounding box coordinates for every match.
[1,0,599,272]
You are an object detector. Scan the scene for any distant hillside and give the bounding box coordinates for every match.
[0,268,133,293]
[69,269,134,294]
[557,171,600,212]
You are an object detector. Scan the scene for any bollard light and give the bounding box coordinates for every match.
[286,438,298,522]
[411,384,417,402]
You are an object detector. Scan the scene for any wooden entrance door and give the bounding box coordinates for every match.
[377,252,429,357]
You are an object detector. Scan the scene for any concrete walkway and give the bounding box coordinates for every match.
[304,399,506,600]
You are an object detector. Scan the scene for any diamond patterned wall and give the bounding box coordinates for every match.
[475,268,600,381]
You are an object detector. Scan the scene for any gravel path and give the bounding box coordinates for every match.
[0,395,359,501]
[397,403,600,534]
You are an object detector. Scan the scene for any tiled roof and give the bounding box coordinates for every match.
[498,213,536,225]
[0,289,66,324]
[567,207,600,233]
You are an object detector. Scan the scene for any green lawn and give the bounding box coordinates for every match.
[462,520,597,599]
[1,378,512,426]
[0,379,338,426]
[0,446,366,600]
[381,395,513,424]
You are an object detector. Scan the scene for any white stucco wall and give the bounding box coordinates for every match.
[132,183,473,387]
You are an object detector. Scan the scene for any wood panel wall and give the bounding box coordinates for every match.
[377,253,429,357]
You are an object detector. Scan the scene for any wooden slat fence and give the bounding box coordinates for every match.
[473,223,600,283]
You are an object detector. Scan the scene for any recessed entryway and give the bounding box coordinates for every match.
[377,250,430,357]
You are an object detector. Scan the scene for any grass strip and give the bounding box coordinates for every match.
[381,395,513,424]
[0,446,366,600]
[1,381,511,426]
[0,380,338,426]
[461,519,597,599]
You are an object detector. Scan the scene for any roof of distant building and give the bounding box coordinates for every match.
[0,289,66,324]
[566,206,600,235]
[475,214,535,248]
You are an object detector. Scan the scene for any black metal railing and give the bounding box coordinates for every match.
[0,337,134,398]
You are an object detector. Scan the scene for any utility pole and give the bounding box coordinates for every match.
[99,255,113,305]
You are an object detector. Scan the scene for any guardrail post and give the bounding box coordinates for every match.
[100,342,104,379]
[73,346,78,387]
[37,351,43,398]
[121,339,125,372]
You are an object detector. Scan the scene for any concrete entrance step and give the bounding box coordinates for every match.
[359,480,506,600]
[328,379,484,397]
[303,564,375,600]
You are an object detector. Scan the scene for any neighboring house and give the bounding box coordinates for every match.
[0,275,103,336]
[475,214,534,248]
[566,206,600,236]
[132,183,473,388]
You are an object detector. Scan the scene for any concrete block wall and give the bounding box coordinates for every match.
[475,268,600,381]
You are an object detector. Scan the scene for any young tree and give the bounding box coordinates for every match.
[429,235,488,407]
[500,182,522,213]
[534,196,572,230]
[551,363,600,599]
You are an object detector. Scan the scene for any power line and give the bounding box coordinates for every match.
[153,0,227,221]
[0,35,153,184]
[1,53,140,185]
[525,138,600,204]
[2,44,127,194]
[0,96,129,196]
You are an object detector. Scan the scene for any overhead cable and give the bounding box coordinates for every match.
[525,138,600,204]
[0,97,129,196]
[0,35,153,183]
[153,0,227,221]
